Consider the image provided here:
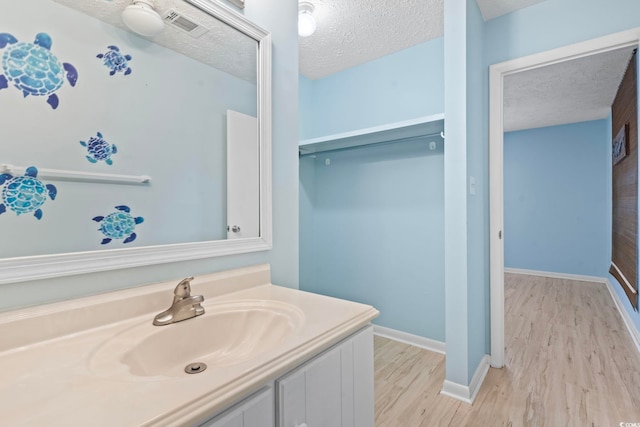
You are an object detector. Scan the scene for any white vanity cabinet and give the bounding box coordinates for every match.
[199,386,275,427]
[0,263,380,427]
[276,326,374,427]
[197,326,374,427]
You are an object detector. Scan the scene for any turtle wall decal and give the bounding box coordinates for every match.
[0,32,78,109]
[0,166,57,220]
[97,45,132,76]
[93,205,144,245]
[80,131,117,165]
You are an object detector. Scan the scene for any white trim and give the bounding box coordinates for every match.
[469,354,491,403]
[440,355,490,404]
[373,325,446,354]
[258,32,273,251]
[489,27,640,370]
[440,380,472,404]
[0,3,273,285]
[0,239,271,285]
[298,113,445,155]
[226,0,245,9]
[610,262,638,294]
[184,0,268,41]
[504,268,608,284]
[605,279,640,354]
[299,113,445,146]
[489,45,505,369]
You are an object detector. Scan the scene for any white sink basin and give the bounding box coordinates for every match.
[88,300,304,378]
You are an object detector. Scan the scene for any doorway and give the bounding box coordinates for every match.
[489,28,640,368]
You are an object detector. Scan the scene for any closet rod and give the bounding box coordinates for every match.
[298,131,443,158]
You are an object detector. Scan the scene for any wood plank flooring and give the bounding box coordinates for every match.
[374,274,640,426]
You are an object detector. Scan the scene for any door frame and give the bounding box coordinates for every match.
[489,28,640,368]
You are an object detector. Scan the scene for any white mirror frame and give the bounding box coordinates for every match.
[0,0,272,285]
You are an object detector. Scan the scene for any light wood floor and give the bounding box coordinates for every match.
[374,274,640,426]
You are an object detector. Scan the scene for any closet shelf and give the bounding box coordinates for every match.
[299,113,444,156]
[0,164,151,185]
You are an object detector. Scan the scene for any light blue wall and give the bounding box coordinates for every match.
[300,140,445,341]
[443,0,489,388]
[465,0,488,382]
[265,0,300,290]
[299,32,446,342]
[299,37,444,140]
[443,0,470,386]
[484,0,640,66]
[299,156,315,293]
[0,0,299,311]
[504,120,610,277]
[299,75,315,141]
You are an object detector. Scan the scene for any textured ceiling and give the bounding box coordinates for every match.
[53,0,257,82]
[299,0,444,80]
[299,0,547,80]
[475,0,546,20]
[299,0,631,132]
[504,47,635,132]
[56,0,622,133]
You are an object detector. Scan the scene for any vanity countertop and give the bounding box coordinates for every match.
[0,265,378,426]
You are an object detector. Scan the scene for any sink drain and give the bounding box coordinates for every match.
[185,362,207,374]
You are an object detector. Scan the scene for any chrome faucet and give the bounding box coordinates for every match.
[153,277,205,326]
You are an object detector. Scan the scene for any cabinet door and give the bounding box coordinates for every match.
[200,386,274,427]
[352,326,374,427]
[277,326,373,427]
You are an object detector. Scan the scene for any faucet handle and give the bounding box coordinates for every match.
[173,276,195,298]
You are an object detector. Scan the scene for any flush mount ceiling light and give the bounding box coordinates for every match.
[298,1,316,37]
[122,0,165,37]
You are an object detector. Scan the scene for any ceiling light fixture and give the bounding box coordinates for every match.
[298,2,316,37]
[122,0,165,37]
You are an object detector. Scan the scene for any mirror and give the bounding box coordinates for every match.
[0,0,271,284]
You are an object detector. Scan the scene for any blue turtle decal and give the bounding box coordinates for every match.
[0,32,78,109]
[93,205,144,245]
[80,131,117,165]
[0,166,57,220]
[97,45,132,76]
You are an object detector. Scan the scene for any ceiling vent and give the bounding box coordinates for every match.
[163,9,209,38]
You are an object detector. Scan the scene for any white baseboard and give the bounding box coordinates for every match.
[504,268,607,284]
[441,380,472,404]
[440,354,490,404]
[506,268,640,355]
[469,354,491,402]
[604,279,640,354]
[373,325,445,355]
